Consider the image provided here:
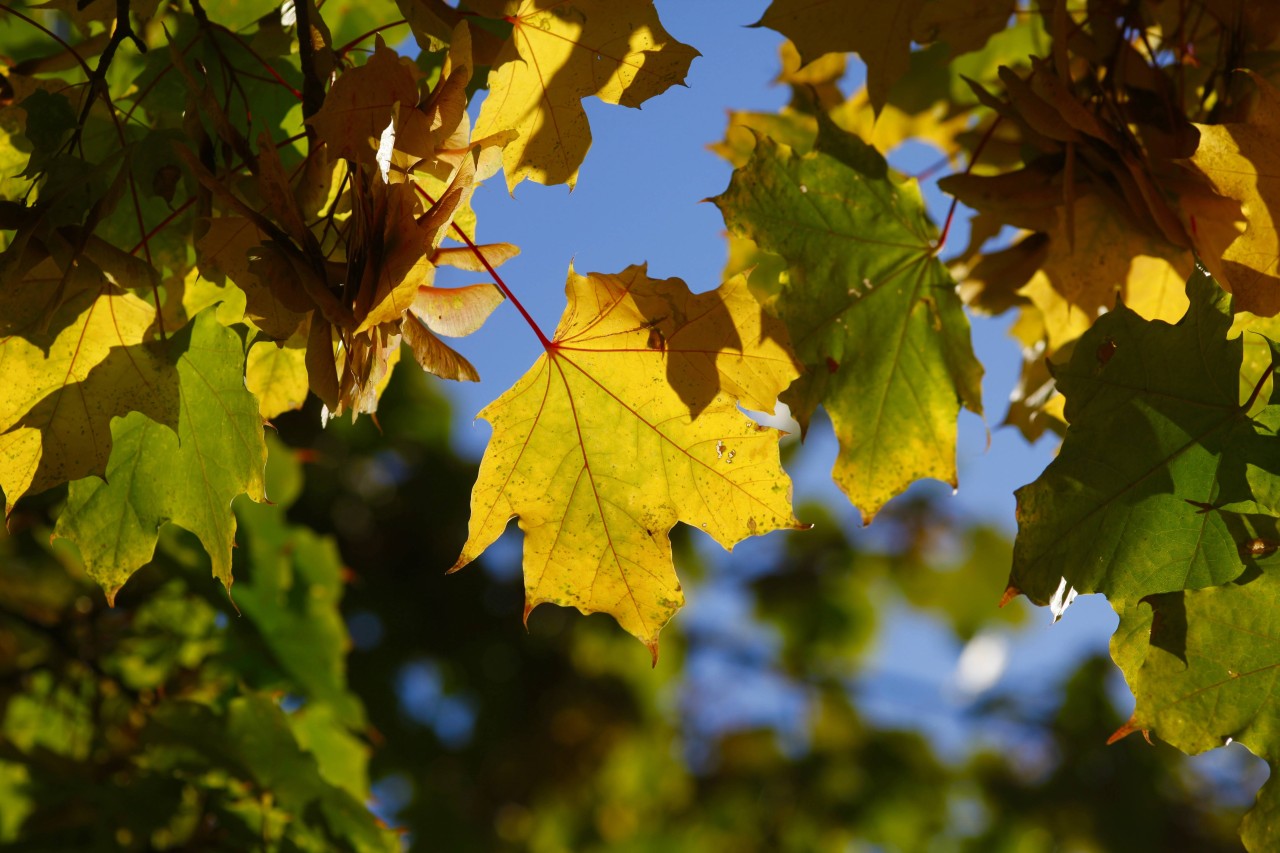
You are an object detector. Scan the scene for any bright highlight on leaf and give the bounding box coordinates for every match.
[452,265,806,655]
[0,280,176,511]
[714,116,982,522]
[1185,74,1280,317]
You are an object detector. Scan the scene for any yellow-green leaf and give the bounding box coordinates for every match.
[0,282,176,510]
[53,311,267,599]
[452,265,805,654]
[713,117,983,521]
[246,338,310,419]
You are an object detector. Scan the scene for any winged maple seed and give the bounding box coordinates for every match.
[190,26,515,424]
[451,264,809,659]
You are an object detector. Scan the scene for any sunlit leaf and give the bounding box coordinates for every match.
[246,338,309,419]
[714,116,982,521]
[453,265,805,653]
[473,0,698,190]
[1123,567,1280,852]
[1184,74,1280,317]
[754,0,1015,112]
[53,311,267,599]
[0,282,176,511]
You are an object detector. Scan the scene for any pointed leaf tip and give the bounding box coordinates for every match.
[998,584,1022,608]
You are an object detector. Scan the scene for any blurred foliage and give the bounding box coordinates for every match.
[2,364,1251,850]
[0,438,395,849]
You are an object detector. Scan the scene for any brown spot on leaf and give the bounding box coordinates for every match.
[825,355,839,373]
[1240,537,1279,559]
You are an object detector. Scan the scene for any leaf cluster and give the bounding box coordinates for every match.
[5,0,1280,847]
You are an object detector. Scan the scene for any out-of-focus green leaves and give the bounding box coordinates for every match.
[0,437,394,851]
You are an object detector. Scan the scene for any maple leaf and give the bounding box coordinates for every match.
[199,227,312,341]
[53,310,267,600]
[472,0,699,190]
[754,0,1014,113]
[1010,269,1280,609]
[0,278,176,511]
[246,338,309,419]
[306,37,420,167]
[1183,73,1280,317]
[1017,193,1194,354]
[713,116,983,522]
[1116,563,1280,853]
[452,265,806,655]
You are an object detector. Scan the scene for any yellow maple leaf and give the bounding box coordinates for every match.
[1018,193,1193,353]
[1184,73,1280,316]
[246,338,309,420]
[473,0,698,190]
[452,265,806,655]
[0,281,175,510]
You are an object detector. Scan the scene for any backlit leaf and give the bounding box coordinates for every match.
[473,0,698,190]
[1017,194,1193,354]
[0,282,176,510]
[714,117,983,521]
[1123,567,1280,852]
[53,311,267,599]
[755,0,1014,113]
[1010,269,1278,606]
[1184,74,1280,317]
[306,38,420,167]
[452,265,805,653]
[246,338,309,419]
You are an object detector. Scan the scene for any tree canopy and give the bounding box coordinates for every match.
[2,0,1280,849]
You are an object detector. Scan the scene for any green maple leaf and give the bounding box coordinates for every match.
[713,115,982,522]
[1010,269,1280,608]
[54,310,267,601]
[1122,567,1280,853]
